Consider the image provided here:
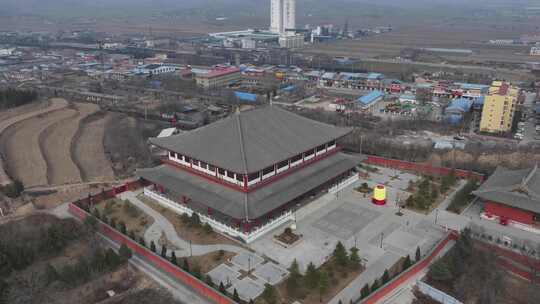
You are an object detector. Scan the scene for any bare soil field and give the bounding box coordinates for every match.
[2,108,77,188]
[40,102,99,185]
[0,98,68,186]
[303,19,540,66]
[72,111,115,182]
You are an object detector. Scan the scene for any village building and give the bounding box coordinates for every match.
[138,106,362,242]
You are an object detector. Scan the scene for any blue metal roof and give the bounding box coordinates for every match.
[399,94,416,100]
[455,82,490,91]
[473,96,485,107]
[234,91,257,102]
[367,73,383,80]
[357,90,384,105]
[446,98,473,113]
[445,114,463,125]
[280,85,296,92]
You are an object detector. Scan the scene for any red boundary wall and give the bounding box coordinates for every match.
[68,203,235,304]
[364,155,485,182]
[361,231,459,304]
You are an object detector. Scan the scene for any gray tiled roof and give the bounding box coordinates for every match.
[473,165,540,213]
[137,152,363,220]
[150,106,353,174]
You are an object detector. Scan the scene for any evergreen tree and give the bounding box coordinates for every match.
[119,243,132,261]
[318,270,329,302]
[139,236,146,247]
[92,208,101,220]
[110,218,117,230]
[415,246,421,262]
[183,258,190,272]
[150,241,156,253]
[119,221,127,234]
[171,251,178,265]
[249,299,254,304]
[262,283,277,304]
[371,279,379,292]
[83,215,98,232]
[286,258,302,295]
[233,288,240,302]
[0,279,9,303]
[360,283,370,299]
[190,213,201,227]
[333,241,348,267]
[219,281,226,294]
[381,269,390,284]
[205,275,214,287]
[44,263,59,285]
[350,247,361,269]
[161,245,167,258]
[428,259,453,282]
[403,255,412,269]
[305,262,320,289]
[203,222,213,234]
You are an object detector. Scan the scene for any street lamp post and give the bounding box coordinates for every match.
[435,209,439,225]
[380,232,384,248]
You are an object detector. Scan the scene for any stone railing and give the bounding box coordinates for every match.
[144,187,293,243]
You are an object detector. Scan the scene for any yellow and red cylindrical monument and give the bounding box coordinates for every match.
[372,185,386,205]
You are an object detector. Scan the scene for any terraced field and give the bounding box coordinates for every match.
[0,98,68,186]
[72,111,115,182]
[2,108,77,188]
[40,103,99,185]
[0,99,116,191]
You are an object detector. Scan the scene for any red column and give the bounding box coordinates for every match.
[243,174,248,190]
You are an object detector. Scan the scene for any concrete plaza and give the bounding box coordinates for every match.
[250,167,446,273]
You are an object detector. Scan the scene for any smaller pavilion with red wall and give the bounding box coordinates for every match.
[474,165,540,232]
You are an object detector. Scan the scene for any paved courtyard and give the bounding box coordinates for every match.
[250,166,445,272]
[207,256,289,301]
[313,204,381,240]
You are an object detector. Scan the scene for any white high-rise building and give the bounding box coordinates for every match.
[270,0,296,35]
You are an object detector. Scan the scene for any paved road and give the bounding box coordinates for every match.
[119,191,250,258]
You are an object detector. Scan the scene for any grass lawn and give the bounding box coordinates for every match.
[137,194,241,247]
[96,198,153,238]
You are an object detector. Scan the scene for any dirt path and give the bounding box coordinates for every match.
[72,111,115,182]
[0,98,68,186]
[2,108,76,188]
[40,103,99,186]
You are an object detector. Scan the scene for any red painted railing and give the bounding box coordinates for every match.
[363,155,485,182]
[361,231,459,304]
[68,203,235,304]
